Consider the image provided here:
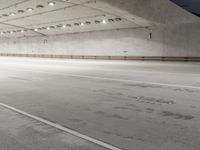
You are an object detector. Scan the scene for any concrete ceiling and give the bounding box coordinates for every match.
[99,0,200,25]
[1,0,199,38]
[0,0,144,38]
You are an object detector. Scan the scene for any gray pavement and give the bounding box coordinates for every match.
[0,105,110,150]
[0,57,200,150]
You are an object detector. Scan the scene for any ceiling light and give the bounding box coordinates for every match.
[21,30,24,33]
[0,32,4,35]
[56,24,63,28]
[74,23,80,26]
[66,24,71,27]
[34,28,38,31]
[80,22,84,26]
[85,21,91,25]
[50,26,55,29]
[94,20,100,24]
[2,14,8,17]
[48,2,56,6]
[18,10,25,13]
[62,25,66,28]
[27,8,33,12]
[102,19,107,24]
[41,27,46,30]
[47,27,50,30]
[10,12,16,16]
[36,5,44,8]
[10,31,14,34]
[115,18,122,21]
[108,19,114,22]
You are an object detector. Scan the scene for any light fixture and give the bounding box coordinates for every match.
[2,14,8,17]
[80,22,84,26]
[74,23,80,26]
[46,27,50,30]
[18,10,25,13]
[49,26,55,29]
[34,28,38,31]
[115,18,122,21]
[66,24,71,27]
[0,32,4,35]
[36,5,44,8]
[41,27,46,30]
[85,21,91,25]
[10,31,14,34]
[94,20,100,24]
[27,8,33,12]
[10,12,16,16]
[102,19,107,24]
[48,2,56,6]
[62,25,66,28]
[57,24,63,28]
[108,19,114,22]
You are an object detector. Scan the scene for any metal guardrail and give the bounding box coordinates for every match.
[1,53,200,62]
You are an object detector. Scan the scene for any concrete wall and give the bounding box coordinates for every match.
[0,22,200,57]
[0,0,199,58]
[0,28,161,56]
[162,22,200,57]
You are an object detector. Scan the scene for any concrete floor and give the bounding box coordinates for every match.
[0,105,110,150]
[0,57,200,150]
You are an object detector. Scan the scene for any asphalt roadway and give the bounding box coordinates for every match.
[0,57,200,150]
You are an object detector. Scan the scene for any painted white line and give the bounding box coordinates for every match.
[0,103,124,150]
[62,74,200,90]
[102,69,200,76]
[14,69,200,90]
[2,67,200,90]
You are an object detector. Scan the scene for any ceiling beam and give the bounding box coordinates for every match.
[0,22,47,36]
[21,14,105,28]
[0,0,32,11]
[1,1,92,23]
[55,0,145,27]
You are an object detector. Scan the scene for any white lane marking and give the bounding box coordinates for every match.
[0,103,124,150]
[1,67,200,90]
[9,68,200,90]
[54,73,200,90]
[100,69,200,76]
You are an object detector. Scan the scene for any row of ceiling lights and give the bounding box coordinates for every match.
[0,1,57,18]
[0,18,122,35]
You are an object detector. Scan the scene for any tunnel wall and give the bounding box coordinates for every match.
[0,22,200,58]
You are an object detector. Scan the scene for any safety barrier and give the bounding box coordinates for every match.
[1,53,200,62]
